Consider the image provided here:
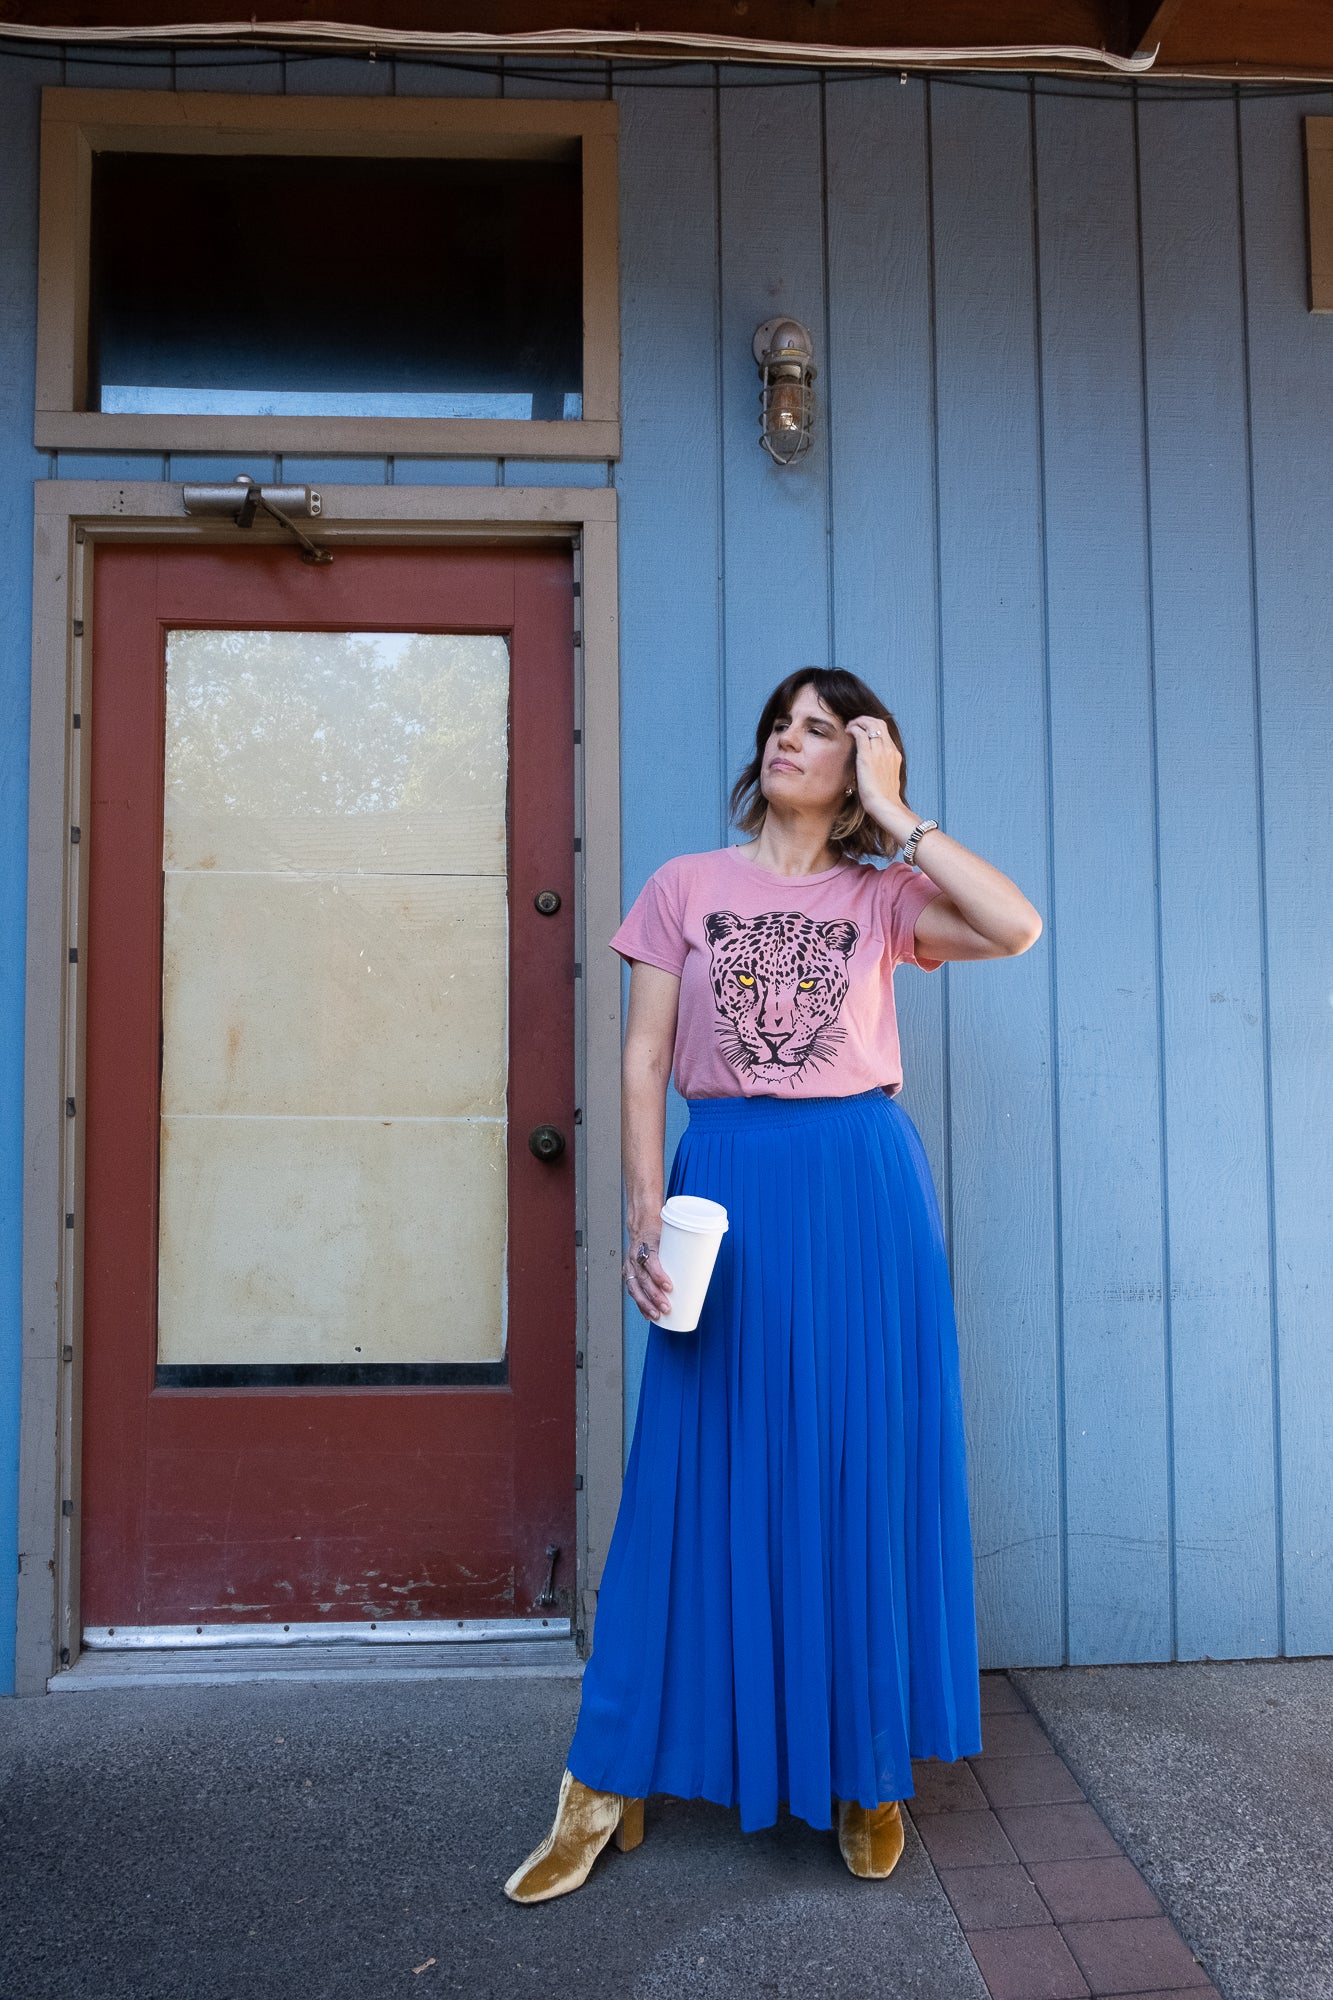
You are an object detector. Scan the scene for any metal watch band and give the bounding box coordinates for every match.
[903,818,938,867]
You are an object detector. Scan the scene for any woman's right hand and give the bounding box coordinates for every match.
[623,1234,674,1322]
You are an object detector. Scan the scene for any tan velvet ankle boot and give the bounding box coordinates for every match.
[835,1797,905,1879]
[503,1768,645,1904]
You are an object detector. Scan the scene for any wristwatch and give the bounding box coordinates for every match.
[903,818,939,867]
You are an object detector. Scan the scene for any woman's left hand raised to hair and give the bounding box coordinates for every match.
[846,715,907,822]
[846,714,1044,961]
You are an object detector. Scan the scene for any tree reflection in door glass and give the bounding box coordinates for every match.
[158,628,511,1371]
[165,627,505,821]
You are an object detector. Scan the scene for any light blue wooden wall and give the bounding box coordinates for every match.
[618,68,1333,1672]
[0,51,1329,1687]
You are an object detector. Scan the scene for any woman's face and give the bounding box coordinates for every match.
[760,684,856,814]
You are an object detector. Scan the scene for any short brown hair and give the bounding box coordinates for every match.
[727,667,912,863]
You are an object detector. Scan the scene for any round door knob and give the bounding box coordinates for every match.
[528,1124,566,1163]
[533,889,562,916]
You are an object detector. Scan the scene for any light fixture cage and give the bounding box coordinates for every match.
[753,317,816,465]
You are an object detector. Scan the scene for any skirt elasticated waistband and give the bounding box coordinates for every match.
[683,1085,896,1131]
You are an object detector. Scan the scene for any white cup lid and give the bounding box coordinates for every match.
[660,1194,729,1233]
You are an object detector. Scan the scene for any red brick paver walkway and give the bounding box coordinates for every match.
[906,1672,1221,2000]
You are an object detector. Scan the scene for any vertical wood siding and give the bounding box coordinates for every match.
[0,52,1328,1683]
[612,68,1333,1670]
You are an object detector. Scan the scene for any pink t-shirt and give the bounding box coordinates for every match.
[609,843,946,1100]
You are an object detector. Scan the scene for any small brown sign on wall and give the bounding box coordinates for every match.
[1305,118,1333,312]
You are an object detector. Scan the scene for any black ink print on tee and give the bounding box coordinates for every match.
[703,909,860,1088]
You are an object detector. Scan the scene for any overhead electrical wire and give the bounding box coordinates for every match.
[1,25,1332,100]
[0,19,1158,72]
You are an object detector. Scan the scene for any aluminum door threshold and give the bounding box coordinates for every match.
[81,1617,569,1649]
[51,1617,580,1691]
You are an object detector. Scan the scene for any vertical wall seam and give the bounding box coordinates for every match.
[1233,82,1286,1659]
[1132,83,1178,1663]
[922,77,953,1268]
[713,63,729,845]
[1027,76,1069,1665]
[818,70,835,668]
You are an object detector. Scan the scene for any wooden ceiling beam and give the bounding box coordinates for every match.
[1119,0,1188,58]
[2,0,1333,78]
[0,0,1114,39]
[1153,0,1333,74]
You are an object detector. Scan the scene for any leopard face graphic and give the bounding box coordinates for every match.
[703,909,860,1086]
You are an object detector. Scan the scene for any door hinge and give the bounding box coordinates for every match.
[61,1498,73,1517]
[574,1473,584,1492]
[72,619,84,638]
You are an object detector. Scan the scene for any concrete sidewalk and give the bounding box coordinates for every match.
[1013,1660,1333,2000]
[0,1671,986,2000]
[0,1659,1327,2000]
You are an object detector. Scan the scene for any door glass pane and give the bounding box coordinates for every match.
[156,629,509,1377]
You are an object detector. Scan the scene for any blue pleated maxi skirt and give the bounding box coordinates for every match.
[566,1085,983,1834]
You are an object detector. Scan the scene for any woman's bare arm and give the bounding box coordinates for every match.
[846,715,1044,962]
[621,960,681,1323]
[901,829,1043,964]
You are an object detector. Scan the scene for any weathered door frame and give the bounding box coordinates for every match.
[17,480,622,1697]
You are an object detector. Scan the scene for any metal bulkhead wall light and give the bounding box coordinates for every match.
[753,317,816,465]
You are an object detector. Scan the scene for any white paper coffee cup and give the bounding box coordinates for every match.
[654,1194,729,1332]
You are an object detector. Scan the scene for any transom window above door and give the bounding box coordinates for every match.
[36,89,619,458]
[92,153,583,424]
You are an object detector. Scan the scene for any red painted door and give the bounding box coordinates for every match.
[81,543,576,1628]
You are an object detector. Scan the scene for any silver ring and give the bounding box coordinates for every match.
[635,1242,650,1266]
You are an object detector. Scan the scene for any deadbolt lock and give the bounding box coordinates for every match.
[533,889,562,915]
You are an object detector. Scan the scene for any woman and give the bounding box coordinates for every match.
[505,667,1043,1902]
